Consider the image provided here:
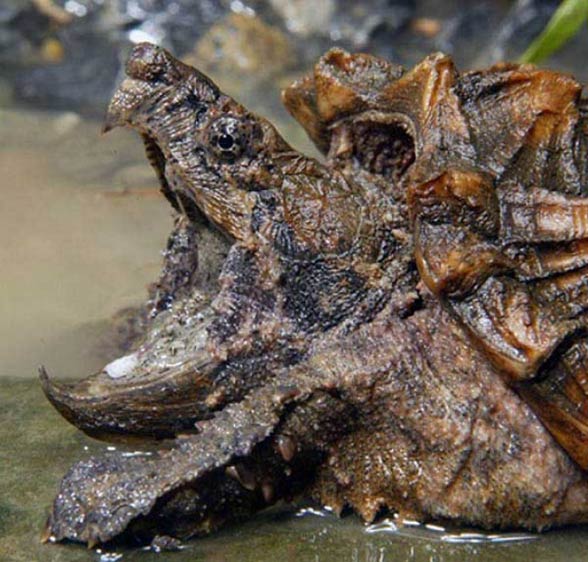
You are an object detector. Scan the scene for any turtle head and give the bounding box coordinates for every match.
[41,45,299,439]
[105,43,292,239]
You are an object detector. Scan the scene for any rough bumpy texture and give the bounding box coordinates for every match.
[41,43,588,547]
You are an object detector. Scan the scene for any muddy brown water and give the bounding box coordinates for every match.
[3,108,588,562]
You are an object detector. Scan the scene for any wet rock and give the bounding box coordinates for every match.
[12,1,124,115]
[117,0,228,55]
[190,12,294,77]
[471,0,588,83]
[7,0,233,114]
[38,37,66,63]
[149,534,183,552]
[269,0,336,37]
[185,11,298,128]
[471,0,560,67]
[270,0,414,48]
[365,0,580,74]
[433,1,510,69]
[329,0,415,47]
[546,23,588,84]
[0,0,52,65]
[4,0,588,114]
[14,37,121,115]
[367,0,510,70]
[0,0,107,67]
[409,17,442,39]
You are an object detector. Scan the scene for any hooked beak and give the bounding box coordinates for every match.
[101,111,119,134]
[101,42,217,135]
[101,75,156,134]
[39,351,216,439]
[102,42,182,134]
[39,306,225,439]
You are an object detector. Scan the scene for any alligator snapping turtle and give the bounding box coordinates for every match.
[41,43,588,547]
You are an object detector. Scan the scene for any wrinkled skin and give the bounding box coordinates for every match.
[41,44,588,548]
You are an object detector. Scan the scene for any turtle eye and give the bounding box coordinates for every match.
[217,133,235,150]
[207,115,252,161]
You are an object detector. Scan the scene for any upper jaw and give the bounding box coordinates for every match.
[103,43,175,132]
[103,42,219,135]
[102,76,161,133]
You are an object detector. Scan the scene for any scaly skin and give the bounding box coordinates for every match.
[41,44,588,547]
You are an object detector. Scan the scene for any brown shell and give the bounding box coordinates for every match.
[284,48,588,469]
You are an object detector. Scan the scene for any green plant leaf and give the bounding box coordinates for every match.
[519,0,588,64]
